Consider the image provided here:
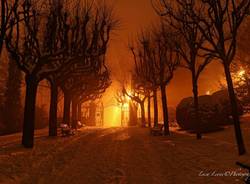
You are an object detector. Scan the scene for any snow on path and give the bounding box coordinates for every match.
[1,125,250,184]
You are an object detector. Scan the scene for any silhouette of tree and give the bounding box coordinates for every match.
[147,96,151,127]
[130,33,159,127]
[47,1,118,136]
[5,0,71,147]
[122,80,148,127]
[154,0,250,154]
[153,1,214,139]
[188,0,249,155]
[150,25,180,135]
[5,0,118,148]
[58,51,111,126]
[0,0,19,55]
[130,26,180,134]
[70,70,111,129]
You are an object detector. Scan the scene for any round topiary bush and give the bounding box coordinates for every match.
[176,90,243,132]
[176,95,218,132]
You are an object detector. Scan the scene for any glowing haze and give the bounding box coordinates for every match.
[102,0,223,126]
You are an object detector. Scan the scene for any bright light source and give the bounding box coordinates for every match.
[123,103,129,108]
[104,106,121,127]
[127,90,132,96]
[238,69,245,78]
[206,91,211,95]
[124,96,128,101]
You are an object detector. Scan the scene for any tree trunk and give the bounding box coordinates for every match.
[0,38,3,55]
[63,93,71,126]
[77,103,82,122]
[160,85,170,135]
[49,82,58,136]
[22,76,38,148]
[121,104,124,126]
[153,89,158,127]
[224,64,246,155]
[72,99,78,129]
[89,102,97,126]
[147,96,151,128]
[101,103,104,126]
[140,102,146,127]
[192,72,202,140]
[129,102,138,126]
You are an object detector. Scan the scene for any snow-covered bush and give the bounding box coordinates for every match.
[176,95,218,132]
[176,90,243,132]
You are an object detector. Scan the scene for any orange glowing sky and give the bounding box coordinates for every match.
[104,0,224,107]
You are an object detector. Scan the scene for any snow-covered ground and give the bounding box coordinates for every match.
[1,118,250,184]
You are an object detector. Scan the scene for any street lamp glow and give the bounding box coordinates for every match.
[123,103,129,108]
[238,69,245,78]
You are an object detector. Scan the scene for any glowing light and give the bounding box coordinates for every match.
[123,103,129,108]
[125,89,132,98]
[206,91,211,95]
[238,69,245,78]
[103,103,130,127]
[104,105,121,127]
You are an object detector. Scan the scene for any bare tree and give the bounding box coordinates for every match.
[130,33,159,127]
[5,0,70,147]
[49,2,118,134]
[59,68,109,127]
[0,0,19,54]
[154,0,250,154]
[151,25,180,135]
[71,70,111,129]
[153,1,214,139]
[5,0,118,148]
[187,0,250,155]
[147,95,151,127]
[122,80,149,127]
[130,25,180,135]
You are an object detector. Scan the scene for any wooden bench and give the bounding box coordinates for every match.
[150,124,164,136]
[60,124,73,136]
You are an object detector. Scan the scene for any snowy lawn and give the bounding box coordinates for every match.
[0,119,250,184]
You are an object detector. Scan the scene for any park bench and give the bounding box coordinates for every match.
[150,124,164,136]
[60,124,74,136]
[77,121,83,129]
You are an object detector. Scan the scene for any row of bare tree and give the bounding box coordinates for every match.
[122,0,250,155]
[0,0,118,148]
[125,25,179,136]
